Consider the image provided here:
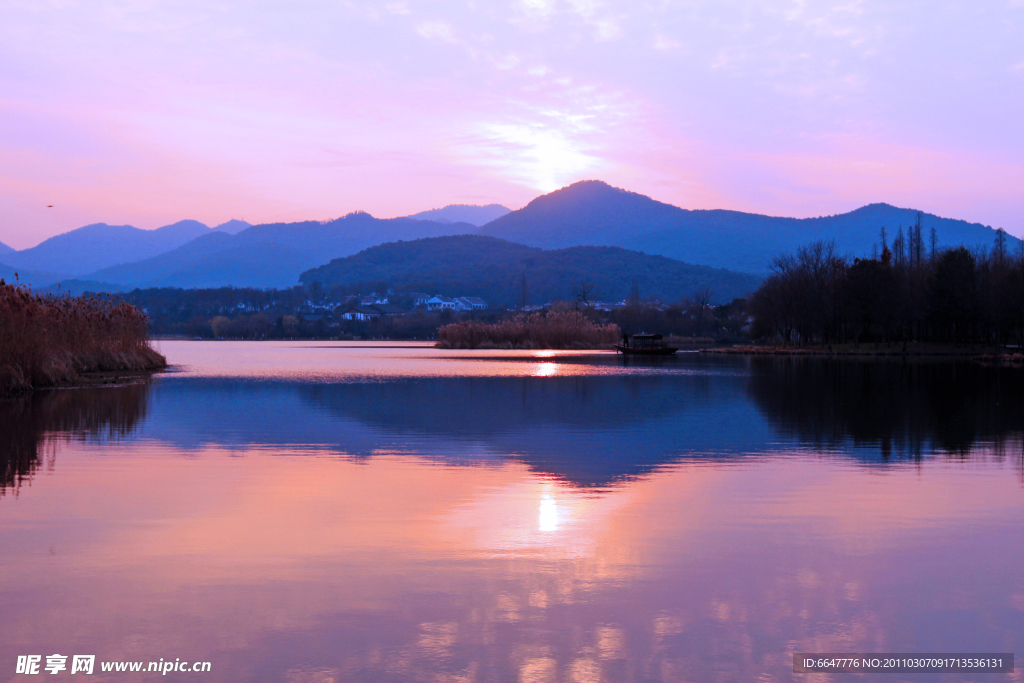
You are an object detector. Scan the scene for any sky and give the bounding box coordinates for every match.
[1,0,1022,249]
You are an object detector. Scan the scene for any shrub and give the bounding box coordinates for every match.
[436,311,620,349]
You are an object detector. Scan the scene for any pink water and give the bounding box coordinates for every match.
[1,342,1021,682]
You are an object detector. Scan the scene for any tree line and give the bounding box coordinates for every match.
[750,220,1024,345]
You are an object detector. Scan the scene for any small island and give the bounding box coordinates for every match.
[0,279,166,397]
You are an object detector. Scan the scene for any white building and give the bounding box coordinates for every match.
[454,297,487,311]
[425,295,458,311]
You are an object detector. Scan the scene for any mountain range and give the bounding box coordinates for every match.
[1,181,1015,293]
[300,235,762,305]
[85,213,477,289]
[479,181,1016,274]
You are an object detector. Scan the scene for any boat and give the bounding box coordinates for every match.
[615,333,678,355]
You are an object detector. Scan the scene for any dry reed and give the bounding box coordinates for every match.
[436,311,620,349]
[0,280,166,396]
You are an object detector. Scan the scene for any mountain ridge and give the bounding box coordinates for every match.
[299,234,762,305]
[7,182,1015,290]
[479,181,1015,274]
[4,220,212,276]
[88,212,477,289]
[406,204,511,226]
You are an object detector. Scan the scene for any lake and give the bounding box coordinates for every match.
[2,341,1022,682]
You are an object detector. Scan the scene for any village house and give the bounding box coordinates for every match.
[336,304,381,321]
[425,295,457,311]
[454,297,488,311]
[336,303,405,320]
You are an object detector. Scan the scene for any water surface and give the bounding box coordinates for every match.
[2,342,1022,682]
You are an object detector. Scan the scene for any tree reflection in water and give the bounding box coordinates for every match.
[0,383,151,495]
[747,357,1024,461]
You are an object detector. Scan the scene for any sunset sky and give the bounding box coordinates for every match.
[2,0,1022,249]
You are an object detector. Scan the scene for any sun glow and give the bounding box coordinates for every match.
[467,121,601,193]
[538,494,560,532]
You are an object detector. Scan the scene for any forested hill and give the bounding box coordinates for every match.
[478,181,1016,274]
[299,235,763,306]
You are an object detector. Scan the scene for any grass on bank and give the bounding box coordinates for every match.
[435,310,620,349]
[0,280,166,396]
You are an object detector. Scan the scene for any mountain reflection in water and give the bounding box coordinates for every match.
[2,343,1022,683]
[7,354,1024,489]
[130,358,1024,484]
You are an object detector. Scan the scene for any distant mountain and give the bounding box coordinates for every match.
[88,212,474,289]
[0,241,14,256]
[0,262,66,288]
[13,181,1011,291]
[479,181,1017,274]
[300,235,762,306]
[42,279,129,296]
[4,220,211,276]
[406,204,510,226]
[212,219,252,234]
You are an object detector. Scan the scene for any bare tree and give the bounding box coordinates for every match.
[573,280,596,309]
[995,228,1008,267]
[692,287,712,337]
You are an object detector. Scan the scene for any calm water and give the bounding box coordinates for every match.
[2,341,1023,682]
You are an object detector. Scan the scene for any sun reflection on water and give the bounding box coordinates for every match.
[534,362,558,377]
[538,494,559,532]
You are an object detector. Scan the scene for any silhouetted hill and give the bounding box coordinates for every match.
[212,219,251,234]
[0,241,13,256]
[479,181,1016,273]
[406,204,511,226]
[89,212,475,289]
[0,262,65,288]
[300,235,762,305]
[43,279,129,296]
[5,220,211,276]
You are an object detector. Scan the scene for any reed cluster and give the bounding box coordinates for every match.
[0,281,166,396]
[436,310,619,349]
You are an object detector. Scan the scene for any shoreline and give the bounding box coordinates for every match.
[1,349,167,399]
[701,344,1023,361]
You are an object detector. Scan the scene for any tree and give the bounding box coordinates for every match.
[573,281,596,309]
[306,280,324,304]
[994,228,1008,267]
[928,247,979,342]
[843,258,896,342]
[692,287,712,337]
[913,212,925,267]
